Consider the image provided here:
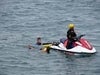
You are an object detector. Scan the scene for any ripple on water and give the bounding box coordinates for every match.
[0,0,100,75]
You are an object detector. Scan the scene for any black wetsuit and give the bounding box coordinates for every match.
[67,29,77,49]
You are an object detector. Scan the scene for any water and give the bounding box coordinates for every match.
[0,0,100,75]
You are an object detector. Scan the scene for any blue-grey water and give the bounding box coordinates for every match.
[0,0,100,75]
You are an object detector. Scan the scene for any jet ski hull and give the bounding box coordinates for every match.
[43,37,97,55]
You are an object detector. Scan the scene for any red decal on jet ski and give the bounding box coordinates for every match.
[79,39,93,50]
[64,40,68,47]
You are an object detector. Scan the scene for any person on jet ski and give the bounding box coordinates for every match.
[66,24,77,49]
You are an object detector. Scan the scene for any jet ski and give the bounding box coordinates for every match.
[50,35,96,55]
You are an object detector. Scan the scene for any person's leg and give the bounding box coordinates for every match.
[66,40,71,49]
[66,40,74,49]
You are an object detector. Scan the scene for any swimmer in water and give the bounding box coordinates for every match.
[36,37,42,45]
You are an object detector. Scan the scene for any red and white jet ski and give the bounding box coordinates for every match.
[50,35,96,54]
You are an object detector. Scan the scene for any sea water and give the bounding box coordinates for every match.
[0,0,100,75]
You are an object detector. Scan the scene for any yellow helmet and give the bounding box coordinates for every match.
[68,24,75,29]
